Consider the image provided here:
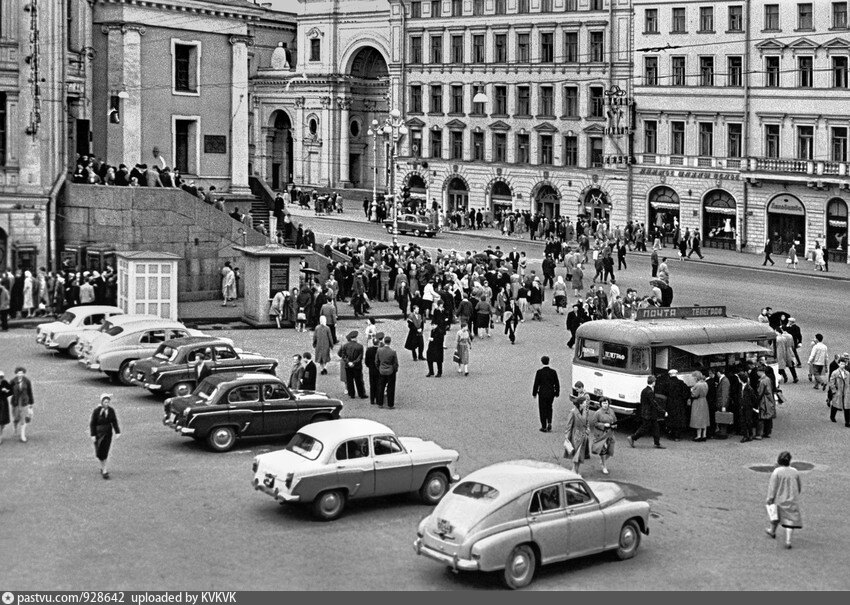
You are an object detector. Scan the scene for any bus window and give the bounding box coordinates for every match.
[577,339,601,364]
[630,347,651,372]
[601,343,628,369]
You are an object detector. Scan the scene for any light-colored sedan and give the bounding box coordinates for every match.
[35,306,124,355]
[414,460,651,589]
[75,314,163,360]
[252,418,460,521]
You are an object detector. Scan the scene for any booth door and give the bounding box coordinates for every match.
[135,263,174,319]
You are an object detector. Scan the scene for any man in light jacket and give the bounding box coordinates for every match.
[807,333,829,390]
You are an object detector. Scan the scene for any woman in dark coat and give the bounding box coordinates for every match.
[10,269,23,318]
[89,393,121,479]
[296,287,314,330]
[738,371,758,442]
[0,371,11,444]
[425,325,446,377]
[665,370,690,441]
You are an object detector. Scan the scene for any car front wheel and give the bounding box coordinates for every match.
[118,360,136,386]
[418,470,448,505]
[414,229,421,237]
[502,544,536,589]
[385,225,394,234]
[206,426,237,452]
[172,381,194,397]
[312,489,346,521]
[615,520,641,560]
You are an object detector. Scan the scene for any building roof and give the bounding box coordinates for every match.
[115,250,182,260]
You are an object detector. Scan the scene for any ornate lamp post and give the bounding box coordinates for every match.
[380,109,408,249]
[366,120,380,222]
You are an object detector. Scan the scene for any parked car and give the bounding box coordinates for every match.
[383,214,438,237]
[76,314,163,360]
[414,460,651,589]
[35,306,124,355]
[252,418,460,521]
[163,373,343,452]
[81,322,209,385]
[131,336,275,396]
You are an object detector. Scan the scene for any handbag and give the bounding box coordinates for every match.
[785,258,792,264]
[452,351,462,364]
[563,438,575,458]
[766,503,779,523]
[715,410,734,425]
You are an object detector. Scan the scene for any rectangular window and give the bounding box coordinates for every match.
[430,129,443,158]
[540,135,553,165]
[473,0,484,16]
[764,4,780,30]
[765,124,780,158]
[452,0,462,17]
[472,35,485,63]
[602,342,629,369]
[308,38,321,62]
[473,131,485,161]
[798,3,813,29]
[563,86,578,116]
[564,32,578,62]
[431,0,441,17]
[431,35,443,63]
[174,119,195,173]
[451,35,463,64]
[173,43,198,93]
[645,57,659,85]
[590,137,603,167]
[833,56,848,88]
[835,2,849,28]
[832,127,849,162]
[411,130,422,157]
[518,0,529,14]
[411,1,421,18]
[671,121,685,155]
[728,56,743,86]
[589,86,604,117]
[410,36,422,63]
[517,85,531,116]
[591,0,603,9]
[565,0,578,10]
[728,123,743,157]
[797,125,814,160]
[450,130,463,160]
[495,34,507,62]
[728,5,744,31]
[539,85,554,116]
[645,8,659,33]
[699,7,715,32]
[799,56,814,87]
[472,85,486,115]
[541,0,553,12]
[644,120,658,153]
[672,7,686,33]
[766,56,780,87]
[516,134,530,164]
[672,56,686,85]
[700,56,714,86]
[563,135,578,166]
[540,32,554,63]
[0,92,6,166]
[451,85,463,114]
[517,33,530,62]
[590,32,604,62]
[430,84,443,113]
[494,85,508,114]
[577,338,601,364]
[699,122,714,156]
[494,133,507,162]
[495,0,507,15]
[410,85,422,113]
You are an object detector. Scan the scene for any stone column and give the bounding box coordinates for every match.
[320,96,332,187]
[121,24,144,166]
[337,98,352,186]
[293,97,305,184]
[230,35,252,193]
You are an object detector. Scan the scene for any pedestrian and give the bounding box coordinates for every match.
[827,354,850,427]
[10,366,34,443]
[338,330,367,399]
[650,248,659,277]
[375,335,399,408]
[807,333,828,391]
[617,240,628,271]
[221,262,236,306]
[563,395,591,475]
[300,352,317,390]
[755,365,776,439]
[365,332,383,404]
[687,230,704,259]
[288,354,304,390]
[590,398,618,475]
[785,317,803,367]
[786,244,798,269]
[474,295,493,337]
[425,325,446,378]
[454,324,472,376]
[0,280,9,331]
[0,370,11,444]
[689,371,710,442]
[532,356,560,433]
[312,316,334,375]
[664,369,690,441]
[566,303,583,348]
[765,451,803,549]
[738,371,758,442]
[627,375,667,449]
[269,288,286,329]
[89,393,121,479]
[319,295,338,344]
[762,239,775,266]
[553,276,568,314]
[572,263,584,297]
[404,306,425,360]
[775,327,798,384]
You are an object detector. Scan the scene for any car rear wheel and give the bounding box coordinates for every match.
[385,225,394,234]
[414,229,421,237]
[418,470,449,505]
[68,341,82,358]
[118,361,135,386]
[312,489,346,521]
[615,520,641,560]
[502,544,536,589]
[206,426,237,452]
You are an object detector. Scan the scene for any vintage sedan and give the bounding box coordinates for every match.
[414,460,651,589]
[383,214,438,238]
[252,418,460,521]
[76,314,163,360]
[163,373,343,452]
[35,305,124,355]
[132,336,275,396]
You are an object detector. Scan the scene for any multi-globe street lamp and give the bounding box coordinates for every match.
[368,109,408,248]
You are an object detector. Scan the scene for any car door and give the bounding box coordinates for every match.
[371,435,413,496]
[527,484,569,564]
[562,481,606,558]
[83,313,107,331]
[213,345,243,373]
[261,383,299,436]
[226,384,263,436]
[334,437,376,499]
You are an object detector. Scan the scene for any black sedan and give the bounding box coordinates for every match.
[383,214,438,237]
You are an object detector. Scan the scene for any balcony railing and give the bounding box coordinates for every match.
[634,154,850,180]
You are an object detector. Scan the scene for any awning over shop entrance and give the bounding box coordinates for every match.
[673,342,771,356]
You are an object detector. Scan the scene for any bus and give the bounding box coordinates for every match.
[571,306,777,416]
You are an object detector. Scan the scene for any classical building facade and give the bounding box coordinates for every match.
[633,0,850,258]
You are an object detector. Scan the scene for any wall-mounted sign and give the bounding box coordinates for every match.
[767,196,805,216]
[204,135,227,154]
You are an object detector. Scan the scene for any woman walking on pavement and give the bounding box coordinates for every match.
[0,370,11,445]
[90,394,121,479]
[564,395,591,475]
[787,243,798,269]
[689,371,710,442]
[590,398,617,475]
[404,306,425,361]
[762,239,775,266]
[10,366,34,443]
[454,324,472,376]
[312,316,334,375]
[425,325,446,378]
[765,451,803,549]
[827,354,850,426]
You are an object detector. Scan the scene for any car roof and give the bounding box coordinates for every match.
[117,320,191,333]
[300,418,392,442]
[165,336,223,348]
[105,314,163,326]
[461,460,581,500]
[199,372,280,388]
[66,305,124,316]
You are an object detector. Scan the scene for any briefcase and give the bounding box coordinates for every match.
[715,410,734,425]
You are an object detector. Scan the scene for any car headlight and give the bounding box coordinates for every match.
[151,367,159,374]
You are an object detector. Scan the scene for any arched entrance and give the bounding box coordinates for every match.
[702,189,737,249]
[534,184,561,219]
[446,177,468,213]
[489,180,513,214]
[767,194,806,254]
[827,197,848,262]
[267,110,293,191]
[648,186,680,244]
[346,46,389,192]
[0,227,6,270]
[579,187,610,222]
[407,173,426,212]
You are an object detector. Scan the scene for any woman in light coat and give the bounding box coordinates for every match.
[454,324,472,376]
[22,271,34,318]
[787,244,798,269]
[312,316,334,374]
[553,276,568,314]
[689,371,710,441]
[564,396,591,475]
[590,398,617,475]
[766,451,803,549]
[269,289,287,329]
[828,356,850,426]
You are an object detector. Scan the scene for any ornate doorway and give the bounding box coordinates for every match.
[534,184,560,219]
[267,110,293,191]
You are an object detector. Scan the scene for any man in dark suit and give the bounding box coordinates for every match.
[338,330,367,399]
[300,352,317,391]
[532,356,560,432]
[375,335,399,408]
[364,333,383,405]
[627,375,667,449]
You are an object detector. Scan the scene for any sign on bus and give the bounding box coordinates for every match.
[635,306,727,321]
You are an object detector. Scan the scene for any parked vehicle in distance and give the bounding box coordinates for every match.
[414,460,651,589]
[383,214,438,237]
[252,418,460,521]
[76,314,163,360]
[132,336,274,396]
[35,306,124,355]
[163,373,343,452]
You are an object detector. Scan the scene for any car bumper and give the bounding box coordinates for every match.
[162,417,195,435]
[36,333,46,344]
[145,383,162,390]
[85,362,101,371]
[413,539,479,571]
[45,341,61,349]
[253,480,300,503]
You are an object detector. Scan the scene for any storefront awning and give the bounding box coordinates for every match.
[704,207,737,215]
[650,202,680,210]
[674,342,770,357]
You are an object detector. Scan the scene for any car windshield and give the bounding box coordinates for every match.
[452,481,500,500]
[194,380,219,402]
[154,345,177,361]
[285,433,324,461]
[58,312,76,325]
[105,326,124,337]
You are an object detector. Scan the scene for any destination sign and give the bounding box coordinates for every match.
[635,306,727,321]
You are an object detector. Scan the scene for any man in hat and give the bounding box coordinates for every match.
[364,332,383,405]
[785,317,802,367]
[338,331,367,399]
[10,367,34,442]
[90,393,121,479]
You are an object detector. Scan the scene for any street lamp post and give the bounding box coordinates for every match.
[380,109,408,249]
[366,119,379,222]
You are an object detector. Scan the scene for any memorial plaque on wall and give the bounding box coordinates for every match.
[204,135,227,154]
[269,260,290,298]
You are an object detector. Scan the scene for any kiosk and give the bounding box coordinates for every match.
[234,244,306,327]
[116,250,181,320]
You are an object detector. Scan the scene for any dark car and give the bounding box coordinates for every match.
[383,214,438,238]
[163,373,344,452]
[131,336,278,397]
